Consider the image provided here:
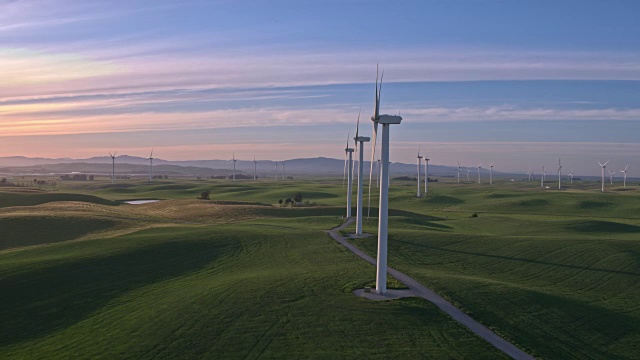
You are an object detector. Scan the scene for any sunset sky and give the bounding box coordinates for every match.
[1,0,639,175]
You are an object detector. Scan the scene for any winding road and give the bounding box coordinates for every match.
[326,218,535,360]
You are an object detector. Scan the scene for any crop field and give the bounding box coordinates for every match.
[1,177,639,359]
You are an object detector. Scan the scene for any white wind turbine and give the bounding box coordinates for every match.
[569,169,574,184]
[274,162,278,181]
[489,163,494,185]
[557,158,563,190]
[344,132,354,218]
[108,152,117,183]
[528,169,533,182]
[147,149,154,182]
[367,65,402,295]
[608,169,615,185]
[457,161,461,183]
[232,153,237,181]
[621,165,629,187]
[253,156,257,181]
[376,159,381,188]
[477,164,482,184]
[466,167,471,182]
[416,147,423,198]
[540,166,545,188]
[598,161,609,192]
[354,113,370,235]
[282,161,286,180]
[424,153,430,195]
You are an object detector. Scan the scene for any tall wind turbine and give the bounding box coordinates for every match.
[466,167,471,182]
[621,165,629,187]
[354,113,370,235]
[477,164,482,184]
[282,161,286,181]
[489,163,494,185]
[367,66,402,294]
[253,156,257,181]
[557,158,563,190]
[108,152,117,183]
[569,169,574,184]
[232,153,237,181]
[608,170,615,185]
[541,166,545,188]
[345,132,354,218]
[147,149,154,182]
[457,161,461,183]
[274,162,278,181]
[598,161,609,192]
[424,154,430,195]
[528,169,533,182]
[416,147,423,198]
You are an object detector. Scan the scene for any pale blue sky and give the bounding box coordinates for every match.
[1,0,639,175]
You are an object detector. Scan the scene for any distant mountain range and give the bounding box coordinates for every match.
[0,155,509,178]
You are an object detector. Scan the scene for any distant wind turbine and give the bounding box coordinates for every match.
[477,164,482,184]
[466,167,471,182]
[598,161,609,192]
[424,154,429,195]
[147,149,154,182]
[541,166,545,188]
[253,156,257,181]
[489,163,494,185]
[608,170,615,185]
[457,161,461,183]
[528,169,533,182]
[557,158,563,190]
[282,161,286,181]
[569,169,574,184]
[108,152,117,183]
[354,112,370,235]
[232,153,237,181]
[416,147,423,198]
[274,162,278,181]
[621,165,629,187]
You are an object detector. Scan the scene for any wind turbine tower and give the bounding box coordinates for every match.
[282,161,286,180]
[232,153,237,181]
[345,133,354,218]
[108,152,117,183]
[416,148,423,198]
[489,163,494,185]
[477,164,482,184]
[253,156,257,181]
[274,162,278,181]
[598,161,609,192]
[354,114,370,235]
[608,170,615,185]
[466,167,471,182]
[569,170,574,184]
[621,165,629,187]
[457,161,461,183]
[528,169,533,182]
[541,166,545,188]
[557,158,563,190]
[367,66,402,295]
[147,149,154,182]
[424,154,430,195]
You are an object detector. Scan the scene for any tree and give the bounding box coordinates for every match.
[198,191,211,200]
[294,193,303,204]
[285,198,293,206]
[278,199,283,207]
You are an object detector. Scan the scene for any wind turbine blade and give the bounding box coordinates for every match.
[604,160,609,166]
[355,111,360,139]
[367,120,378,218]
[343,152,347,189]
[150,148,153,158]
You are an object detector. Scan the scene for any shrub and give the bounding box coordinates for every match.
[198,191,211,200]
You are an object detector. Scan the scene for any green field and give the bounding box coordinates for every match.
[1,178,639,359]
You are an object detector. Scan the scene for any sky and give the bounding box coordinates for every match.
[1,0,640,176]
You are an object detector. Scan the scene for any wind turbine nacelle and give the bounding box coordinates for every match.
[377,115,402,124]
[355,136,371,142]
[345,148,355,153]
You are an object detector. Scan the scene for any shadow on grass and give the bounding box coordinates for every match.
[0,238,239,347]
[393,239,640,277]
[566,220,640,233]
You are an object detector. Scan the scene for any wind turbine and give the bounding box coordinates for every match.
[147,149,154,182]
[608,170,615,185]
[541,166,545,188]
[367,65,402,294]
[354,113,370,235]
[108,152,117,183]
[489,163,494,185]
[477,164,482,184]
[416,147,423,198]
[232,153,237,181]
[528,169,533,182]
[557,158,562,190]
[282,161,286,180]
[345,132,354,218]
[621,165,629,187]
[253,156,257,181]
[457,161,461,183]
[569,169,574,184]
[274,162,278,181]
[424,154,430,195]
[598,161,609,192]
[376,159,381,188]
[466,167,471,182]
